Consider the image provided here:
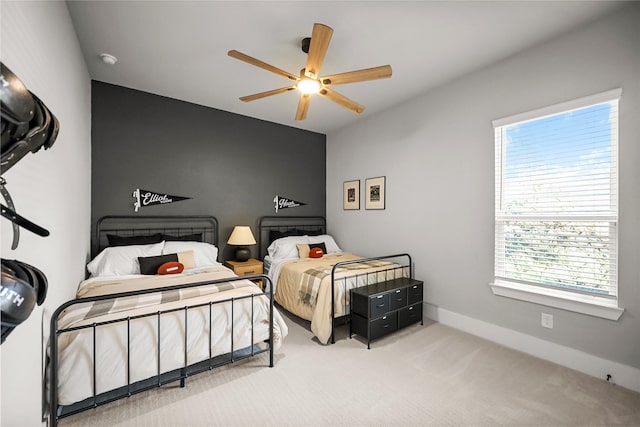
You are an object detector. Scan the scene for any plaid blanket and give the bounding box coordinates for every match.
[59,268,257,330]
[298,259,405,309]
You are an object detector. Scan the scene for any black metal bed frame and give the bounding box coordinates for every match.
[48,215,276,426]
[257,215,327,259]
[94,215,219,258]
[257,216,412,344]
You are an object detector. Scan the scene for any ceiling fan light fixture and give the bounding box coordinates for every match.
[228,23,392,120]
[297,79,321,94]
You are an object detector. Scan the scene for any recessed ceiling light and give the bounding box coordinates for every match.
[99,53,118,65]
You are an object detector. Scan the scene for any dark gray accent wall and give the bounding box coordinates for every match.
[91,81,326,260]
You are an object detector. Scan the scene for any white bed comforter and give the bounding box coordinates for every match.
[54,266,288,406]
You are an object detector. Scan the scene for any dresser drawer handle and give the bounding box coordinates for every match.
[376,295,384,299]
[395,290,401,293]
[408,306,414,310]
[376,304,385,308]
[412,285,418,289]
[244,270,255,274]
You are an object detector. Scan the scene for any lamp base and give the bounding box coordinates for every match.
[234,247,251,262]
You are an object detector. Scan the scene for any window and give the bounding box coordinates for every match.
[491,89,623,320]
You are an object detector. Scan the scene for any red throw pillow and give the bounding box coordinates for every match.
[158,261,184,275]
[309,247,324,258]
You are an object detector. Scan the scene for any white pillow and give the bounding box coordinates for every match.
[308,235,342,254]
[87,242,164,277]
[162,241,219,267]
[267,235,310,260]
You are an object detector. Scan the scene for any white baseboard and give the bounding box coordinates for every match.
[424,303,640,393]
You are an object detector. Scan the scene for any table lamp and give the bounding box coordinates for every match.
[227,226,256,262]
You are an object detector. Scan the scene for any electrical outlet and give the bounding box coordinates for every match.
[541,313,554,329]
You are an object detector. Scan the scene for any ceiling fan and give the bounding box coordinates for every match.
[228,23,392,121]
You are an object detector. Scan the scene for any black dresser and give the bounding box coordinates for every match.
[350,277,424,348]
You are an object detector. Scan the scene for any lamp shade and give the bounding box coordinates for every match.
[227,226,256,246]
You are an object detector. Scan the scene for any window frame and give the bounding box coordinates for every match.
[490,89,623,321]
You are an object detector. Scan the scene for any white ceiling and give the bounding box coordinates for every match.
[66,1,623,134]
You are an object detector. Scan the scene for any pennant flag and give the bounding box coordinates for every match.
[273,195,307,214]
[133,188,191,212]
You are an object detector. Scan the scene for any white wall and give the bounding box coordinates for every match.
[0,1,91,426]
[327,4,640,388]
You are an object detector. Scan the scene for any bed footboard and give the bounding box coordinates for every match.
[329,253,412,344]
[49,274,275,426]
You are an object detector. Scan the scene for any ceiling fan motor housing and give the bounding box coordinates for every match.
[301,37,311,54]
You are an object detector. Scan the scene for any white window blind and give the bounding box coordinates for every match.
[494,89,619,299]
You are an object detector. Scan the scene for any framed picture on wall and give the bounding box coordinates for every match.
[343,180,360,210]
[365,176,386,210]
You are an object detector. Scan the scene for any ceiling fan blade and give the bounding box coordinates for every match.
[321,65,392,86]
[228,50,298,81]
[239,86,297,102]
[304,23,333,80]
[318,88,365,115]
[295,93,311,121]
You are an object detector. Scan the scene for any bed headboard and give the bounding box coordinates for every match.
[94,215,219,258]
[257,216,326,259]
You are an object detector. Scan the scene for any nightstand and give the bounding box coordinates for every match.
[223,259,263,289]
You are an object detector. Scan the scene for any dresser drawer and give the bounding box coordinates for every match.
[233,263,263,276]
[389,287,407,310]
[407,282,423,305]
[369,293,390,318]
[350,312,369,339]
[370,312,398,340]
[398,303,423,329]
[350,292,368,317]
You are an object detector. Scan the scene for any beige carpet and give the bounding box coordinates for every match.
[59,311,640,427]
